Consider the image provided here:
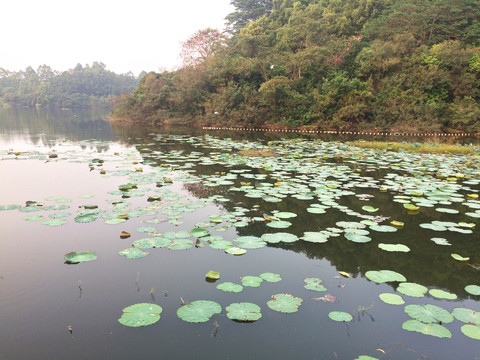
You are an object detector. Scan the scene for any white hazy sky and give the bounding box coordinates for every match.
[0,0,234,76]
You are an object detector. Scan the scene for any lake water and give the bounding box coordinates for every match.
[1,108,479,360]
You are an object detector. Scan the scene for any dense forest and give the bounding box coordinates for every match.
[0,62,142,108]
[111,0,480,132]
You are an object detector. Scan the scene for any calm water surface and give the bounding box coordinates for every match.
[0,108,479,360]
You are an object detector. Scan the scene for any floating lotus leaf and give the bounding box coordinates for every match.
[260,272,282,283]
[354,356,379,360]
[261,232,298,243]
[378,243,410,252]
[345,232,371,243]
[190,228,211,238]
[369,225,397,233]
[304,278,326,292]
[225,247,247,255]
[24,215,44,221]
[216,282,243,293]
[105,218,126,225]
[74,214,98,223]
[163,231,191,240]
[275,212,297,219]
[177,300,221,323]
[226,302,262,322]
[168,239,194,250]
[336,221,366,229]
[64,251,97,264]
[402,320,452,338]
[404,304,454,323]
[49,212,71,219]
[362,205,378,213]
[461,325,480,340]
[241,276,263,287]
[118,248,150,259]
[436,208,459,214]
[429,289,457,300]
[379,293,405,305]
[209,239,233,250]
[452,308,480,324]
[365,270,406,283]
[430,237,451,246]
[451,253,470,261]
[390,220,404,227]
[266,220,292,229]
[420,223,447,231]
[118,303,162,327]
[235,236,267,249]
[397,282,428,297]
[307,207,326,214]
[136,226,157,233]
[328,311,353,322]
[205,271,220,280]
[404,203,420,211]
[132,238,156,249]
[267,294,303,313]
[43,219,68,226]
[465,285,480,296]
[299,231,329,243]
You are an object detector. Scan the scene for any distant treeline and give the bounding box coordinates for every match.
[0,62,144,108]
[111,0,480,132]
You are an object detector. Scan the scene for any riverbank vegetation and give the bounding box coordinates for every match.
[0,62,141,108]
[111,0,480,133]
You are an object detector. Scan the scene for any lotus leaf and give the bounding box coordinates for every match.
[105,218,126,225]
[205,271,220,280]
[402,319,452,338]
[118,303,162,327]
[397,282,428,297]
[365,270,406,283]
[225,247,247,255]
[452,308,480,324]
[267,294,303,313]
[177,300,222,323]
[404,204,420,211]
[430,237,451,246]
[369,225,397,233]
[189,228,211,238]
[354,356,379,360]
[168,239,194,250]
[362,206,378,213]
[260,272,282,283]
[132,238,157,249]
[49,212,71,219]
[328,311,353,322]
[378,243,410,252]
[274,212,297,219]
[465,285,480,296]
[461,324,480,340]
[43,219,68,226]
[226,302,262,322]
[304,278,326,292]
[345,232,371,243]
[241,276,263,287]
[436,208,459,214]
[307,207,326,214]
[429,289,457,300]
[261,232,298,243]
[235,236,267,249]
[266,220,292,229]
[379,293,405,305]
[404,304,454,323]
[118,248,150,259]
[209,239,233,250]
[24,215,44,221]
[64,251,97,264]
[300,231,329,243]
[216,282,243,293]
[136,226,157,233]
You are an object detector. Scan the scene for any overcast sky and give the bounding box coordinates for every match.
[0,0,234,76]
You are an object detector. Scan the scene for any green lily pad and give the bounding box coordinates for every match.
[465,285,480,296]
[451,253,470,261]
[261,232,298,243]
[461,325,480,340]
[404,203,420,211]
[429,289,457,300]
[365,270,406,283]
[43,219,68,226]
[402,320,452,338]
[378,243,410,252]
[397,282,428,298]
[274,212,297,219]
[206,271,220,280]
[430,237,451,246]
[118,303,162,327]
[379,293,405,305]
[266,220,292,229]
[362,205,378,213]
[226,302,262,322]
[436,208,459,214]
[304,278,327,292]
[328,311,353,322]
[118,248,150,259]
[168,239,194,250]
[216,282,243,293]
[260,272,282,283]
[225,247,247,255]
[300,231,329,243]
[354,356,379,360]
[369,225,397,232]
[404,304,454,323]
[177,300,222,323]
[267,294,303,313]
[105,218,126,225]
[24,215,44,221]
[345,232,371,243]
[190,228,211,238]
[64,251,97,264]
[452,308,480,324]
[241,276,263,287]
[136,226,157,233]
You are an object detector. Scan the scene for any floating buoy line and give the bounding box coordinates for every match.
[201,126,479,137]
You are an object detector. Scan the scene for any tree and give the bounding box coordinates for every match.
[179,28,228,67]
[226,0,273,32]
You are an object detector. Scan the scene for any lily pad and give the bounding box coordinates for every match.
[216,282,243,293]
[328,311,353,322]
[304,278,327,292]
[266,220,292,229]
[261,232,298,243]
[378,243,410,252]
[225,247,247,255]
[267,294,303,313]
[205,271,220,280]
[379,293,405,305]
[452,307,480,324]
[397,282,428,298]
[451,253,470,261]
[118,303,162,327]
[64,251,97,264]
[404,304,454,323]
[118,248,150,259]
[260,272,282,283]
[226,302,262,322]
[177,300,222,323]
[465,285,480,296]
[429,289,457,300]
[365,270,406,283]
[241,276,263,287]
[190,228,211,238]
[43,219,68,226]
[402,320,452,338]
[461,325,480,340]
[300,231,329,243]
[362,205,378,213]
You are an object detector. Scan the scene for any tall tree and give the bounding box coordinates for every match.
[226,0,274,32]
